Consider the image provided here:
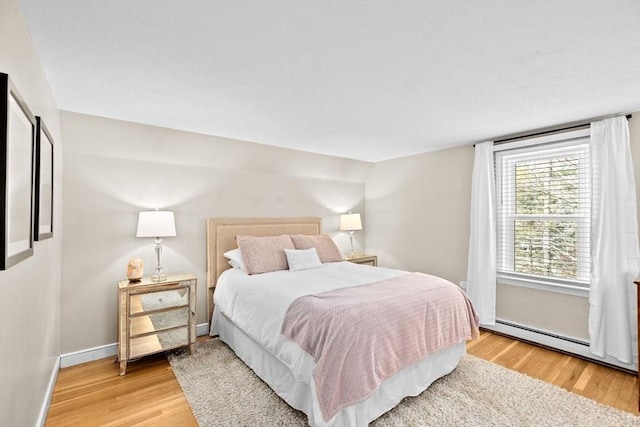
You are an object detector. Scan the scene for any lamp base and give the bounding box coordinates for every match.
[151,273,167,282]
[349,231,355,256]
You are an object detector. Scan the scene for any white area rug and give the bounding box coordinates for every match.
[168,339,640,426]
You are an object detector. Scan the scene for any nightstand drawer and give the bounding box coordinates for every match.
[130,307,189,336]
[130,288,189,315]
[129,326,189,358]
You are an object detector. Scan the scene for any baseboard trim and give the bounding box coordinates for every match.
[196,322,210,337]
[484,320,638,373]
[60,323,211,368]
[36,355,60,427]
[60,342,118,368]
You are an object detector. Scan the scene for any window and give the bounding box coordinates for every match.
[495,129,591,290]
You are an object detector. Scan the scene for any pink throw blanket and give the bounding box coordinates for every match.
[281,272,479,421]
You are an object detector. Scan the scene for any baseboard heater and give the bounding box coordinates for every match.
[483,319,636,373]
[495,319,589,346]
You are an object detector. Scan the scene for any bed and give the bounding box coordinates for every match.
[207,217,478,427]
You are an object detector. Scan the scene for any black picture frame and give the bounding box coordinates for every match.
[35,116,53,240]
[0,73,35,270]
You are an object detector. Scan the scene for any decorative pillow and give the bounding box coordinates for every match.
[223,248,245,269]
[236,234,295,275]
[289,234,343,263]
[285,248,322,272]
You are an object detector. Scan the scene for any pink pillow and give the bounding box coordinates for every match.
[236,235,295,275]
[290,234,343,263]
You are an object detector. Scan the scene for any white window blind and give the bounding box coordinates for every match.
[495,130,591,288]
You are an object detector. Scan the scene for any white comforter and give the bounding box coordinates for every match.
[212,261,405,383]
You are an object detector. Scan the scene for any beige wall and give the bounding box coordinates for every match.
[365,145,474,284]
[366,114,640,342]
[0,1,63,426]
[495,284,588,340]
[60,111,371,354]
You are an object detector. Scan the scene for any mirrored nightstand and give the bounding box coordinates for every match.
[345,254,377,266]
[117,273,196,375]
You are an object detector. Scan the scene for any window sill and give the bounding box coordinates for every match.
[497,274,589,298]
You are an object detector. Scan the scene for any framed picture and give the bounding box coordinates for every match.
[0,73,35,270]
[35,116,53,240]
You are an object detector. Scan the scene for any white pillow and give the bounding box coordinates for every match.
[285,248,322,272]
[224,248,245,269]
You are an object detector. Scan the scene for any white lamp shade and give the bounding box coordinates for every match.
[340,213,362,231]
[136,211,176,237]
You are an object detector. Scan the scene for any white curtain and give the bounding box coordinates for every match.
[589,116,640,364]
[467,141,497,325]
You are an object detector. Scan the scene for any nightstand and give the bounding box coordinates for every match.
[634,277,640,410]
[345,254,377,266]
[117,273,196,375]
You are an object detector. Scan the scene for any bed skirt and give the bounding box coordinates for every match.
[211,309,466,427]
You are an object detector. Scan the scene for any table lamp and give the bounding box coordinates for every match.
[136,210,176,282]
[340,212,362,257]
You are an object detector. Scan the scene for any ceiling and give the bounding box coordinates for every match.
[18,0,640,162]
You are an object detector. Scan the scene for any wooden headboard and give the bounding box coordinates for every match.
[206,217,322,322]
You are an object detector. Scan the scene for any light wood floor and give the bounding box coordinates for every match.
[468,330,639,416]
[45,331,639,426]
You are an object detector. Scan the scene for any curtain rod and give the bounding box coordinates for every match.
[473,113,633,147]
